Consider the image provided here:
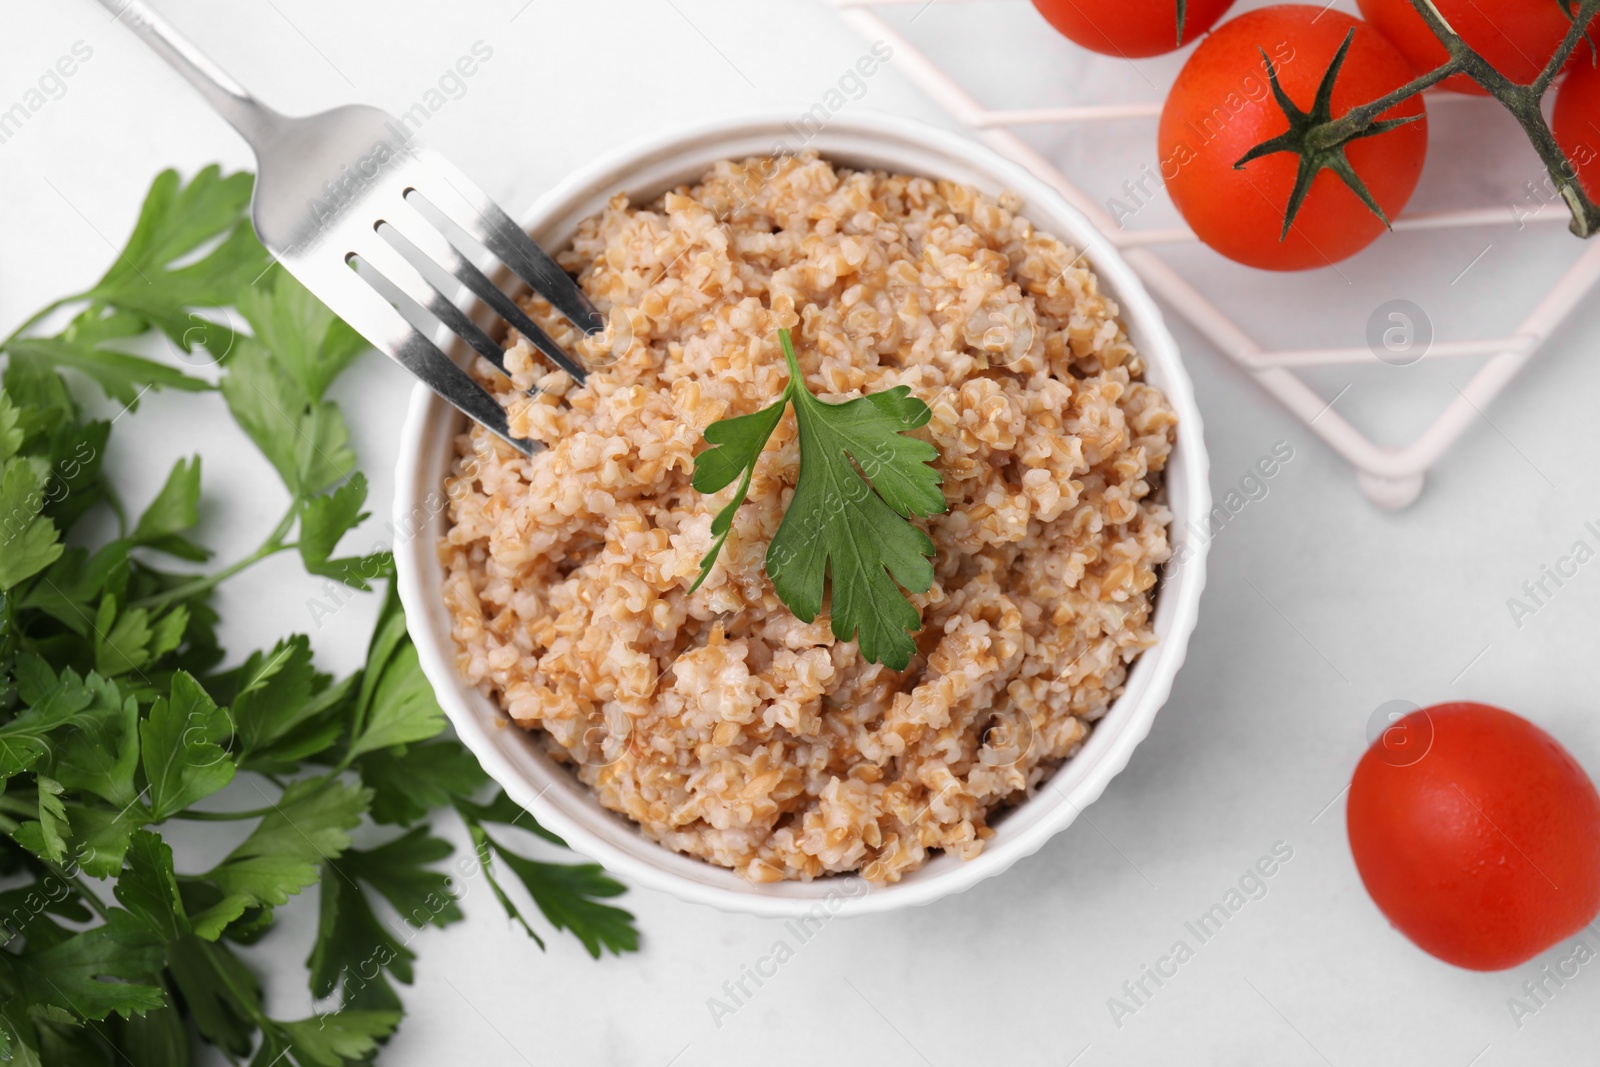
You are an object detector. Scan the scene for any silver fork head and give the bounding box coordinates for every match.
[248,104,600,455]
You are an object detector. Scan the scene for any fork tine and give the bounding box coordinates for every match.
[358,223,513,379]
[285,255,537,457]
[404,150,605,335]
[380,197,589,383]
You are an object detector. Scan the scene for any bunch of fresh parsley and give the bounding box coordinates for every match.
[0,167,637,1067]
[691,329,946,671]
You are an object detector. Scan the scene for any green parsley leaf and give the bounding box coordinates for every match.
[2,360,73,448]
[344,584,445,762]
[0,392,24,460]
[217,904,276,947]
[466,822,637,959]
[0,455,64,592]
[0,883,91,948]
[353,581,407,712]
[132,455,208,561]
[305,828,463,1019]
[336,827,463,929]
[35,777,70,862]
[11,649,59,704]
[4,311,211,409]
[111,998,191,1067]
[164,934,260,1057]
[498,848,638,959]
[690,328,946,669]
[768,378,944,669]
[18,542,130,637]
[222,637,316,757]
[458,797,636,959]
[133,455,201,540]
[83,166,271,355]
[205,636,351,774]
[454,789,566,848]
[237,700,348,773]
[10,909,165,1021]
[297,473,391,591]
[0,999,38,1067]
[65,802,148,879]
[189,778,368,939]
[305,861,410,1010]
[40,417,109,536]
[115,830,191,943]
[221,338,356,497]
[345,642,444,762]
[687,393,788,593]
[11,775,70,864]
[361,740,487,826]
[0,661,92,782]
[48,672,141,807]
[256,1012,401,1067]
[139,672,236,821]
[90,591,189,678]
[237,266,368,405]
[297,475,366,564]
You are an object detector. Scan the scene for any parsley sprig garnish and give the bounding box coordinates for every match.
[0,168,636,1066]
[690,329,946,670]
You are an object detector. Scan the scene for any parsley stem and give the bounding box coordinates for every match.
[60,870,111,923]
[131,501,301,612]
[266,498,300,545]
[198,939,276,1031]
[780,332,806,396]
[170,805,277,821]
[131,539,295,611]
[105,483,130,541]
[0,795,35,817]
[0,294,83,351]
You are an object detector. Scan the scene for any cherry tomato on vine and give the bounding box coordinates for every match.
[1554,56,1600,199]
[1348,703,1600,971]
[1356,0,1595,94]
[1158,6,1427,271]
[1031,0,1238,58]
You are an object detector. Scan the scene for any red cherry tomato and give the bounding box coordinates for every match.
[1158,6,1428,271]
[1031,0,1238,58]
[1348,702,1600,971]
[1357,0,1594,94]
[1554,56,1600,200]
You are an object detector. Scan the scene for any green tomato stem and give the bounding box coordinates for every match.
[1323,56,1465,139]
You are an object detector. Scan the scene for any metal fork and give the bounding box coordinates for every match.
[100,0,600,454]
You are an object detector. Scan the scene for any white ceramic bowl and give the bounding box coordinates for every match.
[394,109,1210,918]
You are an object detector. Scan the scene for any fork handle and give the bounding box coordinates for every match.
[98,0,281,147]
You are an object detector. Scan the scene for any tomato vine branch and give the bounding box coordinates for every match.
[1243,0,1600,239]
